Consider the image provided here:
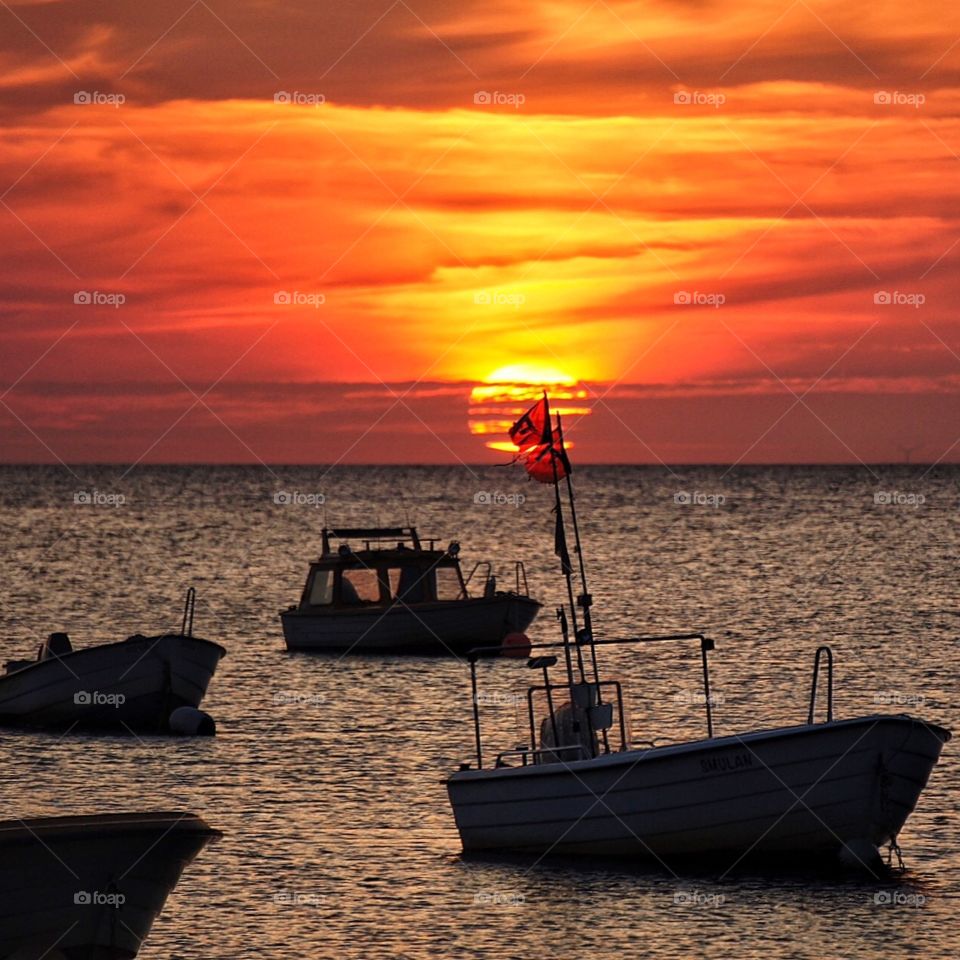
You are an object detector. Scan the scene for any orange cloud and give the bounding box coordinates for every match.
[1,0,959,462]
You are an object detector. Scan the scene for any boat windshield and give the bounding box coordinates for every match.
[388,566,430,603]
[308,570,333,605]
[341,568,381,604]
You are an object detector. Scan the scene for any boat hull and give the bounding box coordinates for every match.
[0,811,217,959]
[447,715,950,861]
[0,635,225,733]
[281,594,541,653]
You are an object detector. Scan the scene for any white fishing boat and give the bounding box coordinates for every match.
[0,811,218,959]
[446,395,951,869]
[0,589,225,733]
[281,526,541,654]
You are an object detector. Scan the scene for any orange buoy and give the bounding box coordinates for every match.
[500,632,532,658]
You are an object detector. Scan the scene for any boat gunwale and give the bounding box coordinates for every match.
[1,633,227,680]
[450,745,938,810]
[281,593,542,618]
[448,713,952,784]
[0,811,221,843]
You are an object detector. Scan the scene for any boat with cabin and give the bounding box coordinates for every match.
[446,394,951,869]
[280,526,541,654]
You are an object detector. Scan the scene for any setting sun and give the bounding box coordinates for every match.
[485,364,576,385]
[469,365,591,452]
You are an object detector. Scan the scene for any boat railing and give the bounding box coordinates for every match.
[514,561,530,596]
[181,587,196,639]
[527,679,629,757]
[465,633,716,769]
[493,744,589,768]
[808,645,834,724]
[322,526,424,553]
[462,561,491,597]
[463,560,532,598]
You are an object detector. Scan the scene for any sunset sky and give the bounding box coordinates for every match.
[1,0,959,464]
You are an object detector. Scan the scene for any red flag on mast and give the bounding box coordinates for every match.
[508,395,550,449]
[508,394,571,484]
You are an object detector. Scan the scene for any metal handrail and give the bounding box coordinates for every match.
[462,560,491,595]
[465,633,716,769]
[526,679,629,757]
[466,633,708,660]
[515,561,530,596]
[808,645,834,724]
[180,587,196,638]
[494,744,589,767]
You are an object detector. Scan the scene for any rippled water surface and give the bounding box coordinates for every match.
[0,465,956,959]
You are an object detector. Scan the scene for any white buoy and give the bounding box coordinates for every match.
[168,706,216,736]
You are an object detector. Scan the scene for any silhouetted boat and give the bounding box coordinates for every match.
[448,640,951,864]
[0,590,225,733]
[281,526,541,654]
[0,811,218,959]
[446,394,952,869]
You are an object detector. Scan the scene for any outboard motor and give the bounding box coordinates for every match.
[38,632,72,660]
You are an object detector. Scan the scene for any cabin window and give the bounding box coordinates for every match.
[340,568,381,604]
[308,570,333,606]
[435,567,463,601]
[388,566,430,604]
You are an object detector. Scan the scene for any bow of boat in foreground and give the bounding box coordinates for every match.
[0,811,219,959]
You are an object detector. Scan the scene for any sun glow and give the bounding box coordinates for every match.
[469,364,592,453]
[484,364,576,385]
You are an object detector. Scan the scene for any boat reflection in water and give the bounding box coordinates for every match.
[0,811,219,959]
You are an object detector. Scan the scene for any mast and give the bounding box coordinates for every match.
[547,394,587,685]
[556,413,602,687]
[556,411,609,753]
